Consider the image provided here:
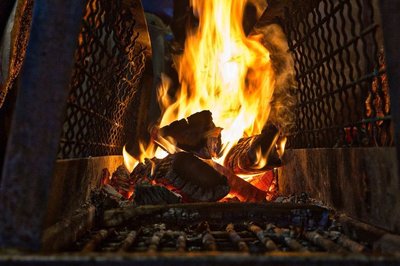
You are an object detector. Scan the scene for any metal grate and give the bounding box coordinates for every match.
[58,0,146,159]
[70,203,370,255]
[284,0,393,148]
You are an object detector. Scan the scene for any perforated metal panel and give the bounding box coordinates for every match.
[58,0,146,159]
[284,0,393,148]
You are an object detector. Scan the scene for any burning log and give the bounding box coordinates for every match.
[131,152,230,202]
[157,110,222,159]
[133,184,182,205]
[224,124,282,175]
[208,161,267,202]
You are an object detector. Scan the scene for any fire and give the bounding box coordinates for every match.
[123,143,166,172]
[158,0,275,161]
[123,0,279,201]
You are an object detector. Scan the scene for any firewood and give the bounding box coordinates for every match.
[134,184,182,205]
[224,124,282,174]
[110,165,134,199]
[131,152,230,202]
[208,161,267,202]
[157,110,222,159]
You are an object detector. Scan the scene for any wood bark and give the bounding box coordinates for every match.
[157,110,222,159]
[131,152,230,202]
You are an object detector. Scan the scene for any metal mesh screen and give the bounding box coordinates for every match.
[284,0,393,148]
[58,0,146,158]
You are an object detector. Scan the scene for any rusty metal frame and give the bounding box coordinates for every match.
[0,0,86,250]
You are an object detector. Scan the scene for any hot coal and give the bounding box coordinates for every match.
[109,165,134,199]
[224,124,282,174]
[207,161,267,202]
[131,152,230,202]
[158,110,222,159]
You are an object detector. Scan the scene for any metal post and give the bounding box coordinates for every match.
[379,1,400,180]
[0,0,85,250]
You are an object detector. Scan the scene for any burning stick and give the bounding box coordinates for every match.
[224,124,282,175]
[131,152,230,202]
[208,161,267,202]
[157,110,222,159]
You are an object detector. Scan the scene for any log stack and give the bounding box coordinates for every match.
[111,110,282,204]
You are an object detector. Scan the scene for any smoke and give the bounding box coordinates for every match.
[252,23,297,135]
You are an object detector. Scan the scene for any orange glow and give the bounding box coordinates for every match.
[157,0,275,163]
[124,0,279,202]
[276,136,287,158]
[123,145,138,172]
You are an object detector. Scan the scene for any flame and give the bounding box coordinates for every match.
[123,140,166,173]
[276,136,287,158]
[252,145,269,170]
[158,0,275,162]
[123,146,138,172]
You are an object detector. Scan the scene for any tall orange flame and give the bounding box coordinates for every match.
[158,0,275,161]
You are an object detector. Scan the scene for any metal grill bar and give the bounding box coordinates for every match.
[73,220,371,254]
[226,223,249,252]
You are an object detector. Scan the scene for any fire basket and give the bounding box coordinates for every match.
[0,0,400,265]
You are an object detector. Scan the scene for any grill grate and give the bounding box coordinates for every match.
[58,0,146,159]
[284,0,393,148]
[76,222,366,254]
[70,203,370,255]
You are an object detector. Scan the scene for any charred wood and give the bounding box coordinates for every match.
[157,110,222,159]
[131,152,230,202]
[208,161,266,202]
[224,124,282,174]
[134,184,182,205]
[109,165,134,199]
